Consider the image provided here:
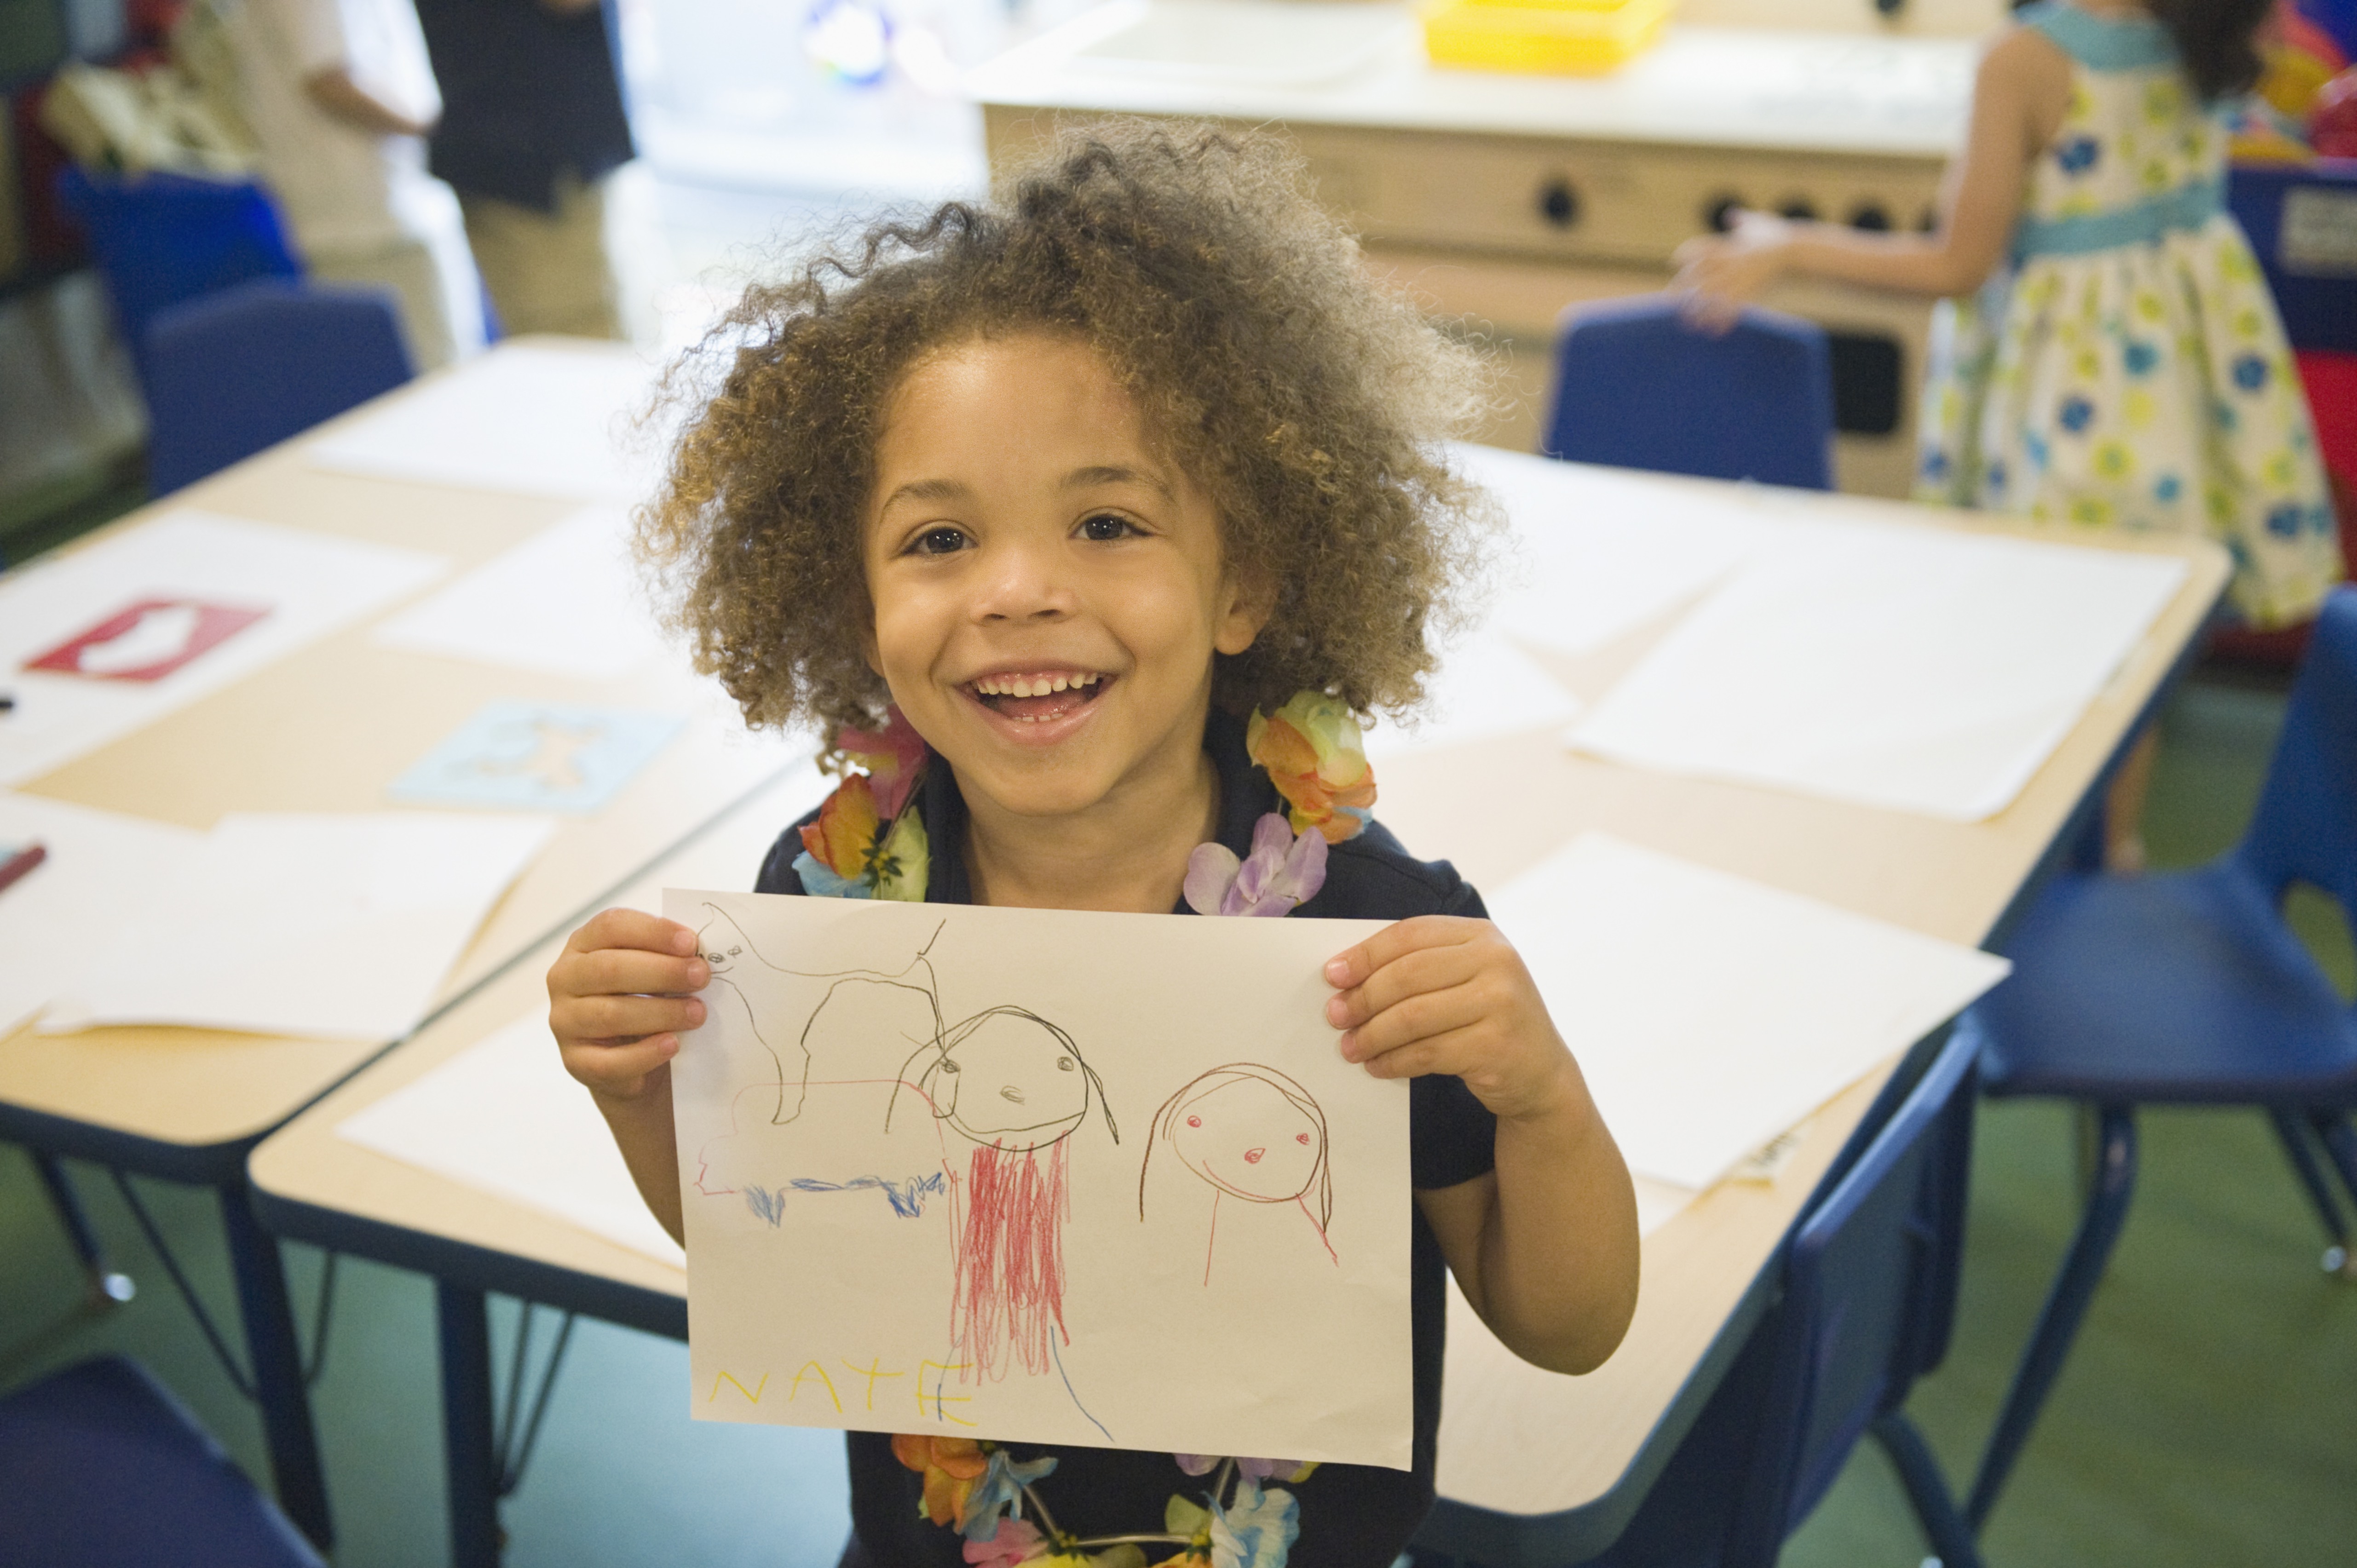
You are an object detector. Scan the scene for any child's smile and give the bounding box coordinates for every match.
[863,332,1268,841]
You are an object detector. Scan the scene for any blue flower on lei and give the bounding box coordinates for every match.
[1206,1479,1298,1568]
[961,1450,1059,1542]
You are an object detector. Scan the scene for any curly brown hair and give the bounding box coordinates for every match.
[635,121,1499,740]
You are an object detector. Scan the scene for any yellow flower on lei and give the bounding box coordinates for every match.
[1245,693,1375,844]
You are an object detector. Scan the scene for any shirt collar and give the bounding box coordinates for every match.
[915,709,1279,911]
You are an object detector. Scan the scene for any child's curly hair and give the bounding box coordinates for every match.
[636,121,1499,739]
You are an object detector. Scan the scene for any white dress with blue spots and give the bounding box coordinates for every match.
[1914,1,2340,627]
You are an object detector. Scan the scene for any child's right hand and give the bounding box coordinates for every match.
[546,909,710,1102]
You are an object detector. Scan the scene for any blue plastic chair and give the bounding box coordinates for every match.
[144,278,415,494]
[1413,1028,1982,1568]
[1959,586,2357,1531]
[1541,296,1835,490]
[0,1356,325,1568]
[56,167,304,391]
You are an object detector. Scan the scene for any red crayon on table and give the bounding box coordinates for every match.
[0,842,47,896]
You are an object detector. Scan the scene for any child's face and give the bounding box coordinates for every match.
[864,333,1266,822]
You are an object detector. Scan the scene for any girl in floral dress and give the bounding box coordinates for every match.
[1677,0,2340,863]
[546,127,1641,1568]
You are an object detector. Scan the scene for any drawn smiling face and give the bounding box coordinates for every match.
[931,1010,1092,1150]
[1170,1075,1321,1204]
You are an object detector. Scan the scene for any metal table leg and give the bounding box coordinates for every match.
[439,1280,503,1568]
[31,1152,134,1307]
[220,1181,334,1551]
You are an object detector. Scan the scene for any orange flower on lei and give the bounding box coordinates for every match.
[893,1434,990,1527]
[1245,693,1374,844]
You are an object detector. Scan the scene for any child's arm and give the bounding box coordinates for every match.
[1671,25,2072,326]
[547,909,709,1247]
[302,67,435,139]
[1325,918,1641,1375]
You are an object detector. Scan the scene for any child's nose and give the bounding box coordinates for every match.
[973,537,1076,622]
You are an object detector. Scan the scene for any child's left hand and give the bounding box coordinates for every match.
[1324,915,1581,1122]
[1671,209,1796,332]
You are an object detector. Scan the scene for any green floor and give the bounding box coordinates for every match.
[2,672,2352,1566]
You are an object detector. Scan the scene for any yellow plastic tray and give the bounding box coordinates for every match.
[1422,0,1674,74]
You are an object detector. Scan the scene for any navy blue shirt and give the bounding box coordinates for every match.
[408,0,635,210]
[756,712,1498,1568]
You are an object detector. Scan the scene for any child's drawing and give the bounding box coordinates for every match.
[669,890,1414,1465]
[387,700,684,814]
[1141,1064,1336,1285]
[685,902,1120,1429]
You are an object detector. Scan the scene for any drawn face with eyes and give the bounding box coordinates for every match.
[922,1008,1101,1151]
[1169,1073,1324,1204]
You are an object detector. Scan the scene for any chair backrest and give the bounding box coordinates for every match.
[1542,296,1836,490]
[1748,1025,1979,1553]
[144,278,415,494]
[2235,587,2357,930]
[0,1355,324,1567]
[56,165,304,387]
[1568,1028,1978,1568]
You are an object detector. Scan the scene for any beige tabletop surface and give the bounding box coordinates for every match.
[0,340,806,1154]
[245,459,2230,1520]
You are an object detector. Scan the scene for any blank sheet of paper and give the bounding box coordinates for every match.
[0,512,448,786]
[40,811,555,1041]
[370,507,667,679]
[1486,834,2009,1191]
[1565,522,2190,820]
[1455,444,1762,659]
[1363,626,1581,760]
[305,343,665,502]
[339,1010,684,1267]
[0,793,203,1037]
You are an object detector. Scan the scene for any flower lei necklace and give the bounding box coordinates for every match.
[796,693,1377,1568]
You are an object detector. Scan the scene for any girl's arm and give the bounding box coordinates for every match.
[1325,919,1641,1375]
[548,908,707,1246]
[1671,25,2072,325]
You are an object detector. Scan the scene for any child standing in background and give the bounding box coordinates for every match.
[1677,0,2341,866]
[214,0,485,368]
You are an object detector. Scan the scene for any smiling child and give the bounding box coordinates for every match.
[547,126,1639,1568]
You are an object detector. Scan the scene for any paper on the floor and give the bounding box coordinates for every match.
[0,512,447,786]
[0,793,203,1038]
[1565,521,2190,820]
[1454,444,1762,659]
[40,811,554,1041]
[370,507,668,679]
[1486,833,2009,1191]
[305,342,667,502]
[338,1010,685,1267]
[1362,626,1581,760]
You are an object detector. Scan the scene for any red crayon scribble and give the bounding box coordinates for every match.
[951,1139,1070,1379]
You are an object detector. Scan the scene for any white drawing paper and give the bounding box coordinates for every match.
[40,811,554,1041]
[0,512,448,786]
[1454,444,1763,660]
[1362,625,1581,761]
[1564,521,2190,820]
[338,1009,685,1267]
[1486,833,2009,1191]
[369,507,669,679]
[305,342,668,502]
[664,891,1413,1468]
[0,793,204,1038]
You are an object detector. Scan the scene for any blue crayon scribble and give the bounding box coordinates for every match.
[745,1186,789,1226]
[789,1173,946,1218]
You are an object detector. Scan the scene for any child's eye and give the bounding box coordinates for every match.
[1078,512,1141,542]
[907,526,969,556]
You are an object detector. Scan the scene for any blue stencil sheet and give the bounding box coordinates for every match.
[389,701,685,815]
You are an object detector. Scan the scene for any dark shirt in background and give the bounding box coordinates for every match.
[406,0,634,211]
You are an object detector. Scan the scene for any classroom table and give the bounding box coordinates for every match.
[0,339,804,1550]
[247,462,2230,1568]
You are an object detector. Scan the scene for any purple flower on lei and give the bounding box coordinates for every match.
[1183,813,1327,918]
